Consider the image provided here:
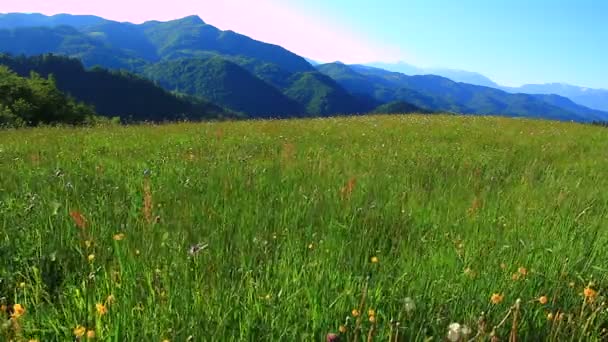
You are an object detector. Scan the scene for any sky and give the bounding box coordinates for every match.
[2,0,607,88]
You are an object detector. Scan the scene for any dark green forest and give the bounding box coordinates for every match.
[0,54,227,125]
[0,65,95,127]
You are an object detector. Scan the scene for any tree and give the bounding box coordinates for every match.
[0,65,95,127]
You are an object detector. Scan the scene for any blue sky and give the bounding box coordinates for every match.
[288,0,608,88]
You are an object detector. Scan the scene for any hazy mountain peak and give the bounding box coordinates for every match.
[173,15,205,25]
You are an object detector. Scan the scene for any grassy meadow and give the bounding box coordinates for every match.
[1,114,608,341]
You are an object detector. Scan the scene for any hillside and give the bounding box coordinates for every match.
[0,54,226,121]
[319,63,608,122]
[285,72,376,115]
[0,65,95,126]
[2,115,608,340]
[143,58,302,117]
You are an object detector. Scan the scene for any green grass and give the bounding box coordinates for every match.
[1,114,607,341]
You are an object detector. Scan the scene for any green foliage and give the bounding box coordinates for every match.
[0,54,227,122]
[372,100,428,114]
[1,115,608,340]
[285,72,376,115]
[0,65,95,127]
[143,57,302,117]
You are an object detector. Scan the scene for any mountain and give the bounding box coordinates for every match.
[0,25,148,70]
[1,13,606,122]
[0,54,226,121]
[0,14,315,74]
[284,72,376,116]
[319,63,608,122]
[143,57,302,117]
[503,83,608,112]
[0,13,105,29]
[366,62,499,88]
[370,62,608,113]
[372,101,427,114]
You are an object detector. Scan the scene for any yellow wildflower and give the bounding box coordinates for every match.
[19,282,26,288]
[96,303,108,316]
[88,254,95,262]
[371,256,379,264]
[11,304,25,319]
[86,330,96,339]
[74,325,86,338]
[369,315,377,323]
[339,325,347,333]
[547,312,554,321]
[113,233,125,241]
[584,287,598,301]
[539,296,548,305]
[351,309,360,317]
[491,293,504,305]
[106,294,115,305]
[518,267,528,276]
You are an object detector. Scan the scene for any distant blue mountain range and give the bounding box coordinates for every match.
[365,62,608,112]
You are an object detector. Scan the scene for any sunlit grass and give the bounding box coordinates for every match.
[1,114,607,341]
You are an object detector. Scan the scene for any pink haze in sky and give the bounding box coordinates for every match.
[1,0,408,63]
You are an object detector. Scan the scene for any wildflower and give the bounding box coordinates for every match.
[113,233,125,241]
[584,287,598,301]
[500,263,507,269]
[351,309,360,317]
[371,256,379,264]
[85,240,92,248]
[491,293,504,304]
[461,325,472,336]
[264,294,271,300]
[547,312,554,321]
[339,325,347,333]
[369,315,376,323]
[518,267,528,276]
[308,243,314,250]
[96,303,108,316]
[86,330,96,339]
[447,323,461,342]
[135,249,140,256]
[403,297,416,313]
[28,339,39,342]
[511,273,520,281]
[539,296,548,305]
[568,282,576,288]
[88,254,95,262]
[368,309,376,317]
[19,282,26,288]
[106,294,115,305]
[0,304,6,313]
[11,304,25,319]
[70,211,87,229]
[73,325,86,338]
